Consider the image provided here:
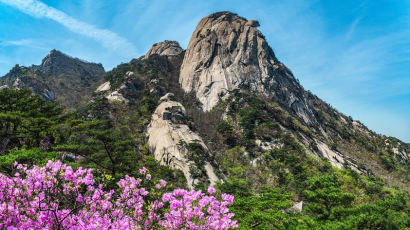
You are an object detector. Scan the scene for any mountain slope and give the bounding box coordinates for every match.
[88,23,408,192]
[179,12,409,189]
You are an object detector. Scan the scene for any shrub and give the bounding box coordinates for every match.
[0,161,237,229]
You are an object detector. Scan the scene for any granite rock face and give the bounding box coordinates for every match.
[180,12,315,124]
[145,41,183,59]
[147,94,218,189]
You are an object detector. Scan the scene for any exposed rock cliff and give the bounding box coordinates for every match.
[147,93,218,188]
[95,81,111,92]
[180,12,315,124]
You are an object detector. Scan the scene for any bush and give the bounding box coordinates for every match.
[0,161,238,229]
[0,148,57,175]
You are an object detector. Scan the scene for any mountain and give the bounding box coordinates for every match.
[1,11,409,229]
[2,12,407,190]
[0,49,105,108]
[180,12,313,123]
[89,12,409,190]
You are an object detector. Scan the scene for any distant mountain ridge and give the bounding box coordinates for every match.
[0,49,105,108]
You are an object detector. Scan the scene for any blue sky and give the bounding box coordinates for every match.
[0,0,409,142]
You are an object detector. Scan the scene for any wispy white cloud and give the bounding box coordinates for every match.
[0,39,48,50]
[256,1,409,99]
[344,16,362,40]
[0,0,137,57]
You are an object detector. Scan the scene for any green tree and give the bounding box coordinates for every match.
[0,88,63,154]
[55,120,137,178]
[303,175,354,219]
[224,185,293,229]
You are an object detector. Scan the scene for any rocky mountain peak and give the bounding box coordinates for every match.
[41,49,70,68]
[179,11,278,111]
[144,40,183,59]
[40,49,104,77]
[179,11,315,124]
[1,65,24,84]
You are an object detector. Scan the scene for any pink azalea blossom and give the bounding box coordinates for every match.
[208,185,216,194]
[0,161,237,230]
[139,167,147,174]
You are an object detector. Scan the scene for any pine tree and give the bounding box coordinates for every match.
[0,88,63,154]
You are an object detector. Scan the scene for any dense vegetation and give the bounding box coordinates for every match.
[211,91,409,229]
[0,52,409,229]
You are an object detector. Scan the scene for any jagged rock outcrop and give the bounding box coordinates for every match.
[180,12,315,124]
[255,139,281,152]
[0,65,25,86]
[314,140,362,173]
[0,64,56,102]
[147,93,218,188]
[145,41,183,59]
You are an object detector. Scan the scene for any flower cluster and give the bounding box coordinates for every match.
[159,188,237,229]
[0,161,237,229]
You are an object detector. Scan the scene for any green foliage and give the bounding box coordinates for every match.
[104,63,132,89]
[220,183,293,229]
[55,119,138,180]
[0,88,63,154]
[303,175,355,219]
[217,121,238,147]
[285,187,410,230]
[343,191,410,229]
[380,154,396,171]
[0,148,57,175]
